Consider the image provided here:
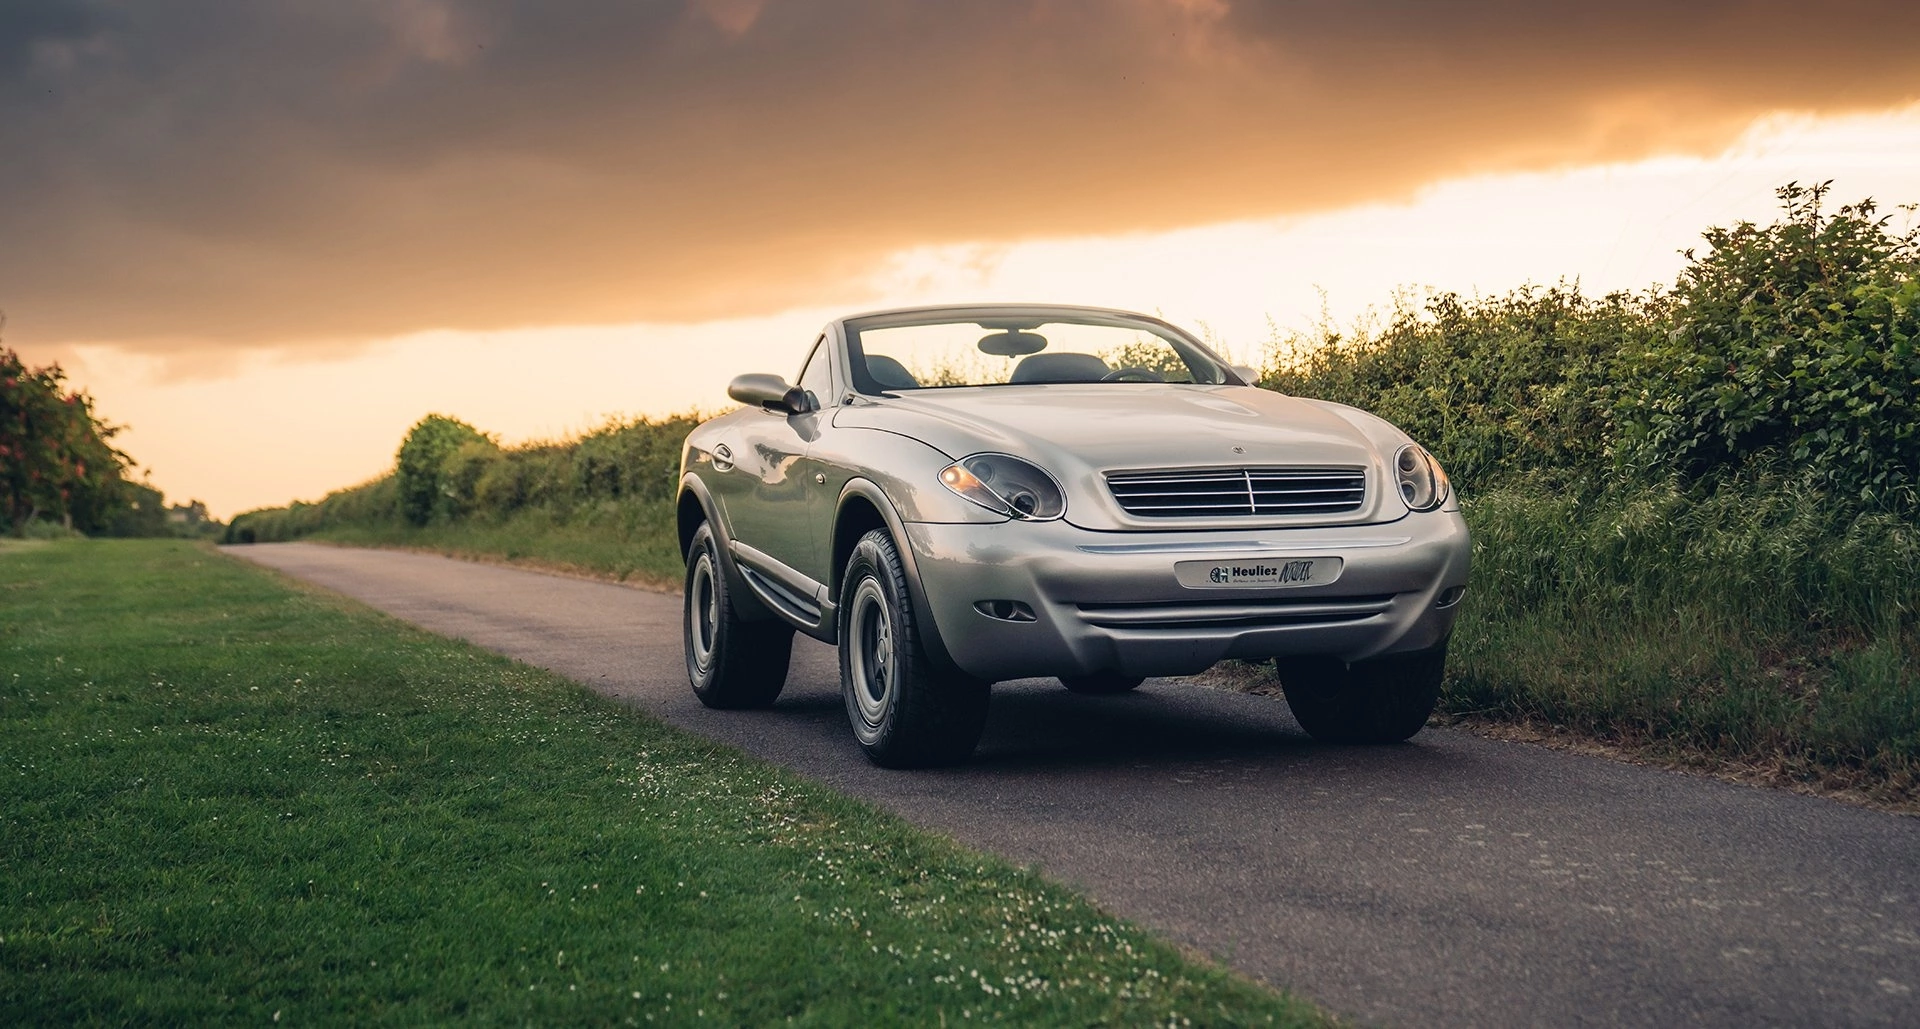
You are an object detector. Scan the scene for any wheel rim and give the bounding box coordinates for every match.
[848,578,895,730]
[688,552,720,672]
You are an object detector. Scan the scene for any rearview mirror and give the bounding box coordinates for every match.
[979,330,1047,356]
[1231,364,1260,385]
[728,373,813,414]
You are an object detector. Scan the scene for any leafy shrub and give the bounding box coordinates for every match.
[233,415,698,543]
[395,415,493,526]
[103,481,170,538]
[227,476,399,543]
[569,415,700,505]
[438,439,503,522]
[475,447,539,512]
[1263,285,1657,493]
[1265,184,1920,515]
[1618,182,1920,506]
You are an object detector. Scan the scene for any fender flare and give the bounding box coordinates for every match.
[834,478,968,680]
[676,475,779,623]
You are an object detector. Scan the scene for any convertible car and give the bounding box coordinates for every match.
[677,304,1470,767]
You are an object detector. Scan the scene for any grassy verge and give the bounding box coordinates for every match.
[1444,478,1918,805]
[1,540,1323,1025]
[306,499,683,589]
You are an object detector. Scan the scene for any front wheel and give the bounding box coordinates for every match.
[1278,643,1446,744]
[840,529,990,768]
[684,522,793,709]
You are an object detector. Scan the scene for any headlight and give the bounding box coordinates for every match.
[1394,444,1450,511]
[938,453,1066,520]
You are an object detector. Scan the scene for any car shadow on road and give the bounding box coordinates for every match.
[762,675,1473,776]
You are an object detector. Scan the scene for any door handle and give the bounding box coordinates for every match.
[712,443,734,472]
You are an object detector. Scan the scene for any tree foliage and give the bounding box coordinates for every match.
[1264,285,1659,494]
[395,415,494,526]
[1266,183,1920,510]
[1,345,132,534]
[1620,182,1920,504]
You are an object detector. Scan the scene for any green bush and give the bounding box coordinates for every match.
[395,415,492,526]
[227,476,399,543]
[102,481,169,538]
[1264,285,1658,494]
[229,416,697,557]
[1264,184,1919,515]
[1618,182,1920,506]
[437,439,503,522]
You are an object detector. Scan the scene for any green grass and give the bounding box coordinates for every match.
[308,499,683,588]
[1440,477,1919,801]
[0,540,1324,1026]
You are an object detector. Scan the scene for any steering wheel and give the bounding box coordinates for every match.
[1101,366,1166,383]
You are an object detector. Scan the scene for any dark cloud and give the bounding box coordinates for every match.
[4,0,1918,350]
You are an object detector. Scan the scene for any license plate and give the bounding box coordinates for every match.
[1176,557,1343,589]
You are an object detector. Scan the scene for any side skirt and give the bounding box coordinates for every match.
[729,541,837,643]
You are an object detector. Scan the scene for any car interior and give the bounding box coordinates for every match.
[858,322,1187,390]
[864,354,921,390]
[1007,352,1111,383]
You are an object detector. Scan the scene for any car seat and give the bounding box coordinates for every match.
[1008,352,1112,384]
[866,354,921,390]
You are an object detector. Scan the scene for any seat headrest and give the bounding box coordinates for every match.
[865,354,920,390]
[1008,352,1111,384]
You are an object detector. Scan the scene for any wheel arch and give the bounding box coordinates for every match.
[676,475,779,622]
[830,492,889,604]
[676,482,709,559]
[832,478,969,679]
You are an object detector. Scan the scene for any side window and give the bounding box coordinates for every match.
[796,336,834,409]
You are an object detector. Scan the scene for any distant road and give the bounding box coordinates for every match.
[228,543,1920,1028]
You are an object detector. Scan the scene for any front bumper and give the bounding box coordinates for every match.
[902,513,1470,682]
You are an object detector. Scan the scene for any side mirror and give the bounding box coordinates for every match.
[728,373,813,414]
[1230,364,1260,385]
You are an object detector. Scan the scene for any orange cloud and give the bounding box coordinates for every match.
[694,0,768,36]
[2,0,1917,352]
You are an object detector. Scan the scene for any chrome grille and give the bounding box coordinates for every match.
[1105,467,1366,518]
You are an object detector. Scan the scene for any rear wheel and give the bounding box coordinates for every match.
[1059,672,1145,695]
[684,522,793,709]
[840,529,990,768]
[1278,643,1446,744]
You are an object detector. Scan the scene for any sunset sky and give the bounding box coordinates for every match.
[6,0,1920,517]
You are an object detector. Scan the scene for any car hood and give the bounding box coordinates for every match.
[834,384,1406,529]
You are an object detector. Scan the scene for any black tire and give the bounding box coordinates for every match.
[1059,672,1146,695]
[684,522,793,709]
[1278,643,1446,744]
[839,528,990,768]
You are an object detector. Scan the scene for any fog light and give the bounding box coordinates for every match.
[973,600,1036,622]
[1435,586,1467,608]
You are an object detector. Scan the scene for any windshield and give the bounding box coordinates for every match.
[844,314,1230,395]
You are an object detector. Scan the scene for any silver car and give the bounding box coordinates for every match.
[677,304,1470,767]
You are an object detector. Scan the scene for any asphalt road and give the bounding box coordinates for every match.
[227,543,1920,1028]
